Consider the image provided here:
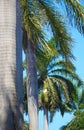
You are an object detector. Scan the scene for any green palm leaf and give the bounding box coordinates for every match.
[62,0,84,33]
[38,0,74,59]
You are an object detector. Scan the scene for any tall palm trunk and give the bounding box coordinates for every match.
[0,0,23,130]
[26,39,38,130]
[16,0,23,130]
[44,108,49,130]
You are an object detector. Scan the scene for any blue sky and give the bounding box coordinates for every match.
[39,110,73,130]
[71,28,84,81]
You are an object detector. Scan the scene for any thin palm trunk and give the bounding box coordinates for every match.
[0,0,23,129]
[26,39,38,130]
[44,108,49,130]
[16,0,23,130]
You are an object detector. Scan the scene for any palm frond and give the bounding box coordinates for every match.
[45,77,62,121]
[36,46,58,77]
[21,0,44,43]
[48,59,76,72]
[78,88,84,109]
[62,0,84,34]
[48,68,82,85]
[38,0,74,59]
[50,76,70,102]
[50,76,78,102]
[21,0,58,56]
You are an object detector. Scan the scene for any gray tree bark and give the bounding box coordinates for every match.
[26,39,38,130]
[16,0,23,130]
[0,0,23,130]
[44,108,49,130]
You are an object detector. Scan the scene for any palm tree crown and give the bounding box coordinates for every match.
[38,46,82,122]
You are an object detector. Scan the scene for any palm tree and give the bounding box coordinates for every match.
[0,0,23,130]
[21,3,72,130]
[21,1,84,130]
[60,87,84,130]
[23,46,82,130]
[38,48,82,130]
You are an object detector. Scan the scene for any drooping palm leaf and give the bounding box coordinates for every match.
[38,0,74,59]
[38,51,81,122]
[21,0,58,56]
[62,0,84,33]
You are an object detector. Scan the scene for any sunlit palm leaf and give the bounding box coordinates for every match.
[38,0,74,59]
[62,0,84,33]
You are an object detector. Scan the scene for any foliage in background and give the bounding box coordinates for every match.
[60,110,84,130]
[60,86,84,130]
[24,122,29,130]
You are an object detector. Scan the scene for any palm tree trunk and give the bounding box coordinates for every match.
[16,0,23,130]
[26,39,38,130]
[0,0,23,130]
[44,108,49,130]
